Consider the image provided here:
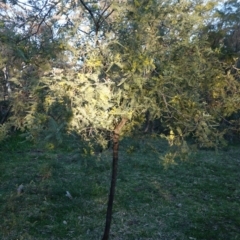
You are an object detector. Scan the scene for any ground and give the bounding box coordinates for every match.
[0,135,240,239]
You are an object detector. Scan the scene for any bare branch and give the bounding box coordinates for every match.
[17,1,58,43]
[79,0,98,30]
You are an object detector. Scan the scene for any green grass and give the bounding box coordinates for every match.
[0,135,240,240]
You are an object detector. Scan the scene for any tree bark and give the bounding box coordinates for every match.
[102,118,128,240]
[0,105,12,124]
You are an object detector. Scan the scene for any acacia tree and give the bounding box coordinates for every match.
[28,0,236,239]
[2,0,240,239]
[204,0,240,141]
[0,0,68,138]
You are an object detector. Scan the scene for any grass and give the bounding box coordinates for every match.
[0,135,240,240]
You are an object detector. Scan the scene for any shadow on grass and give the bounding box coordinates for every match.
[0,135,240,239]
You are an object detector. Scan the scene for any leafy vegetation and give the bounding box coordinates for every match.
[1,0,240,238]
[1,0,239,149]
[0,136,240,239]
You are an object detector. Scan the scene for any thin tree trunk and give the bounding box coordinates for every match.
[102,118,128,240]
[0,105,12,124]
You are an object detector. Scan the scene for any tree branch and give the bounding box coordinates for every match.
[17,1,57,43]
[79,0,98,32]
[114,118,128,135]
